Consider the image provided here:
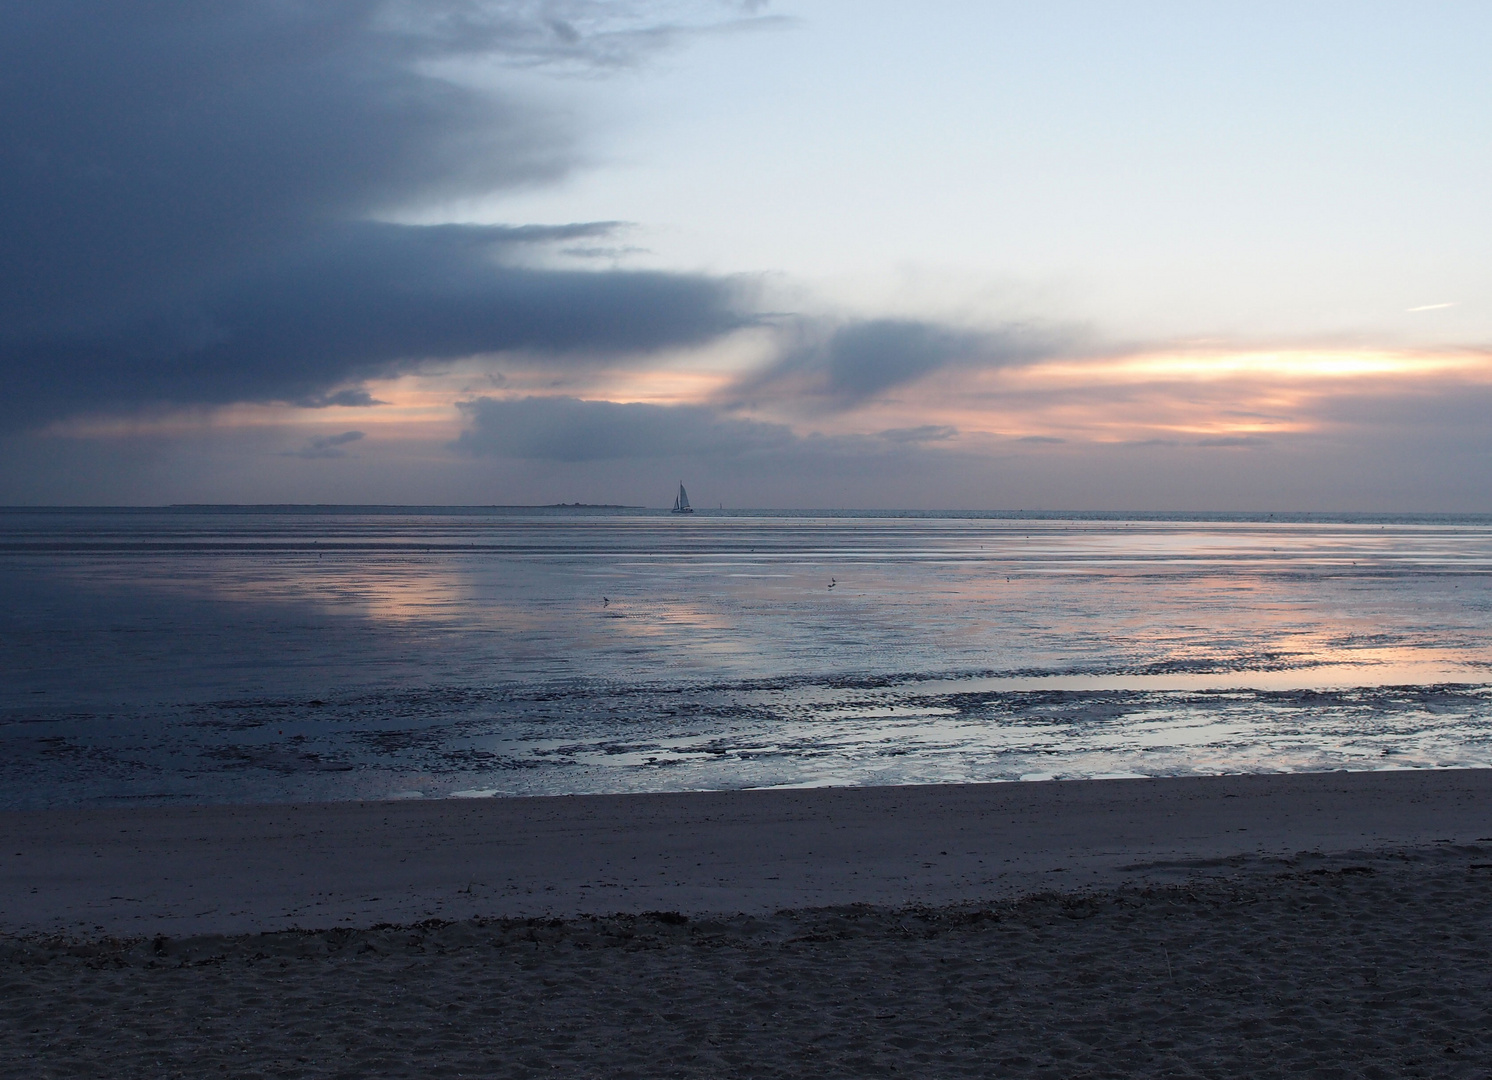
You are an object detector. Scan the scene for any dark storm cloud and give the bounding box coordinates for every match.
[455,396,978,467]
[286,430,366,460]
[1314,381,1492,435]
[455,396,796,461]
[296,388,388,409]
[0,2,759,430]
[878,425,958,444]
[1195,435,1269,448]
[6,223,749,421]
[727,318,1068,410]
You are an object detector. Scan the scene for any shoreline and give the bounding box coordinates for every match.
[3,768,1489,939]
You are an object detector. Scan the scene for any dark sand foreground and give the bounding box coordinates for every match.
[3,771,1492,1078]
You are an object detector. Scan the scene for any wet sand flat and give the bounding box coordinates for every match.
[2,769,1491,938]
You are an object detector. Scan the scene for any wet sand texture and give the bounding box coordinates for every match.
[4,848,1492,1078]
[3,769,1491,938]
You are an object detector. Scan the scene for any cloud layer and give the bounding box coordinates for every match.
[455,395,795,461]
[0,1,757,430]
[6,2,1489,512]
[454,394,976,465]
[727,319,1068,410]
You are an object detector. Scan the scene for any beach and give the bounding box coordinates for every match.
[4,770,1492,1076]
[8,0,1492,1068]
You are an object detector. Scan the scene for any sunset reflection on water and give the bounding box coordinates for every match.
[2,510,1491,806]
[11,512,1492,692]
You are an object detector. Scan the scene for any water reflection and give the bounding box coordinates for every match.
[2,510,1491,806]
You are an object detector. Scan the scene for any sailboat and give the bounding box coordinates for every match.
[671,483,694,514]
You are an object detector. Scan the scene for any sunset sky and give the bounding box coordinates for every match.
[3,1,1489,509]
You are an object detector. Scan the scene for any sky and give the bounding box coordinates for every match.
[2,0,1489,510]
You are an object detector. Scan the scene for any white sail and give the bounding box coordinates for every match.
[672,483,694,513]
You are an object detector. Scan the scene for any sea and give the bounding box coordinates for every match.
[2,506,1491,809]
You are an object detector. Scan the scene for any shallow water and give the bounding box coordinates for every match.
[2,508,1491,807]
